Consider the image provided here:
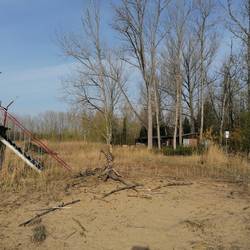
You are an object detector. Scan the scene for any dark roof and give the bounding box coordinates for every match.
[137,133,198,140]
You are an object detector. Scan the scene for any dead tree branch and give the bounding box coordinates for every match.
[102,184,141,198]
[152,182,193,191]
[19,199,80,227]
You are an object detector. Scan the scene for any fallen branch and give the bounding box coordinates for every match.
[92,196,110,203]
[72,150,142,197]
[64,230,77,240]
[152,182,193,191]
[128,194,152,199]
[103,184,140,198]
[72,217,87,237]
[19,199,80,227]
[74,168,102,179]
[29,206,72,212]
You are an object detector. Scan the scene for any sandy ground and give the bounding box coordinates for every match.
[1,177,250,250]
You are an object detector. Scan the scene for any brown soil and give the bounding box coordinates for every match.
[0,177,250,250]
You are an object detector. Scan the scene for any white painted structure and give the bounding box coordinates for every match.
[0,136,41,173]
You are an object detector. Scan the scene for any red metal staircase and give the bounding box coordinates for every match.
[0,106,71,173]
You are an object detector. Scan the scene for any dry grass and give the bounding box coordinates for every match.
[0,141,250,195]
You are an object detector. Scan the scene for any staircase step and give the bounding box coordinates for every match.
[0,136,43,172]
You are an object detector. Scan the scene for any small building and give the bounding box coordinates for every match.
[182,133,199,147]
[135,133,199,147]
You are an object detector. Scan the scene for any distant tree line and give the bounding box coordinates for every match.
[19,108,141,144]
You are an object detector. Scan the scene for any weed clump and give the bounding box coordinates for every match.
[32,224,47,243]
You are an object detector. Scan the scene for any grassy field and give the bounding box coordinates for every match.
[1,141,250,192]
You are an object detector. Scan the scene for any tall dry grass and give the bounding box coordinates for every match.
[0,141,250,194]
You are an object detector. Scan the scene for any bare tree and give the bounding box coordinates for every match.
[194,0,218,141]
[214,48,244,144]
[148,0,170,149]
[182,35,200,133]
[113,0,169,149]
[58,1,124,146]
[161,0,190,149]
[224,0,250,111]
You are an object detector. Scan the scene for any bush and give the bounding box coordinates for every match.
[239,112,250,153]
[162,146,194,156]
[225,112,250,153]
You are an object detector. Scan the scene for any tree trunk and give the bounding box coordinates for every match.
[154,80,161,150]
[220,70,229,144]
[155,107,161,149]
[219,94,226,145]
[173,77,180,150]
[179,86,183,146]
[105,112,113,153]
[199,36,205,141]
[190,103,195,134]
[173,105,178,150]
[200,80,204,141]
[147,86,153,150]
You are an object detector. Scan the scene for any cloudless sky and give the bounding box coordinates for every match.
[0,0,236,115]
[0,0,116,115]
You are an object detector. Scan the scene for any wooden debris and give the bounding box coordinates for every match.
[99,150,128,185]
[30,207,72,212]
[92,196,110,203]
[103,184,140,198]
[27,217,42,226]
[152,182,193,191]
[128,194,153,199]
[64,230,77,240]
[19,199,80,227]
[99,150,144,197]
[72,217,87,237]
[74,168,102,179]
[72,150,128,186]
[72,150,143,198]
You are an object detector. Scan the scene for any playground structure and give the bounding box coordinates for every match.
[0,106,71,173]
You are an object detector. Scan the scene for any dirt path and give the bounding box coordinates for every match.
[1,178,250,250]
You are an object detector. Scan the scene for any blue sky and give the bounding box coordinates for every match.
[0,0,238,115]
[0,0,115,115]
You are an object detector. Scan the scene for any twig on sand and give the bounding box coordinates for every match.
[64,230,77,240]
[103,184,140,198]
[128,194,153,199]
[19,199,80,227]
[92,196,110,203]
[72,217,87,237]
[152,182,193,191]
[29,207,72,212]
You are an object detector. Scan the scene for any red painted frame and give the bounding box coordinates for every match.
[0,107,71,171]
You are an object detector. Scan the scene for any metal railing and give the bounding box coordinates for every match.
[0,106,71,171]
